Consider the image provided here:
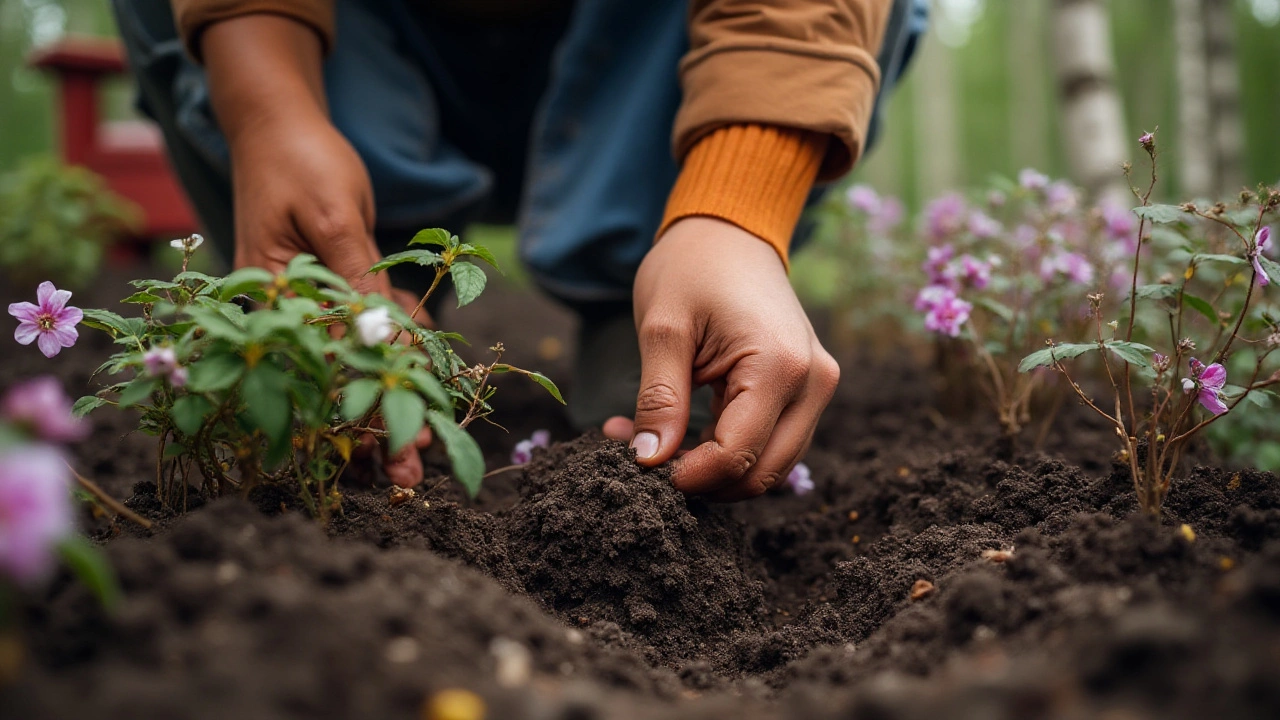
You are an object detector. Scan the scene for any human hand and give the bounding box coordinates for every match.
[605,217,840,501]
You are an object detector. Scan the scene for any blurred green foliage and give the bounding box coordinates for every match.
[0,157,140,288]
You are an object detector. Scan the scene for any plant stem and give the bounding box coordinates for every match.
[66,463,153,529]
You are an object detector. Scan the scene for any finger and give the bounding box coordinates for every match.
[383,439,424,488]
[699,382,727,445]
[629,316,697,466]
[670,355,795,495]
[296,209,391,298]
[602,416,633,442]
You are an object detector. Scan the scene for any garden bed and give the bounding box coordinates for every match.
[3,276,1279,720]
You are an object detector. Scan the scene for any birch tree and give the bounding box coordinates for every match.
[1050,0,1129,204]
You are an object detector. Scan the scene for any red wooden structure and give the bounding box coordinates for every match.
[28,36,199,244]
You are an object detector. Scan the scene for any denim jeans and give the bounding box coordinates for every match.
[111,0,926,304]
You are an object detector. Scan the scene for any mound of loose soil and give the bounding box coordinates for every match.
[4,274,1280,719]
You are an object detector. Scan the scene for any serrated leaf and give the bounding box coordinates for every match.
[81,309,145,340]
[57,536,121,609]
[450,261,486,308]
[184,305,247,342]
[457,243,501,270]
[426,409,484,497]
[1018,343,1099,373]
[170,395,214,436]
[122,291,162,304]
[241,363,292,467]
[1181,294,1219,325]
[185,352,245,393]
[174,271,222,288]
[381,387,426,453]
[72,395,108,417]
[341,378,382,421]
[1134,204,1189,224]
[118,376,158,408]
[405,368,451,410]
[1104,340,1155,368]
[1131,284,1180,301]
[218,267,274,301]
[526,371,565,404]
[285,254,351,291]
[409,228,453,249]
[367,249,444,274]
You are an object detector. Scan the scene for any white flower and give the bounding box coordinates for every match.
[354,307,394,347]
[170,233,204,252]
[1182,378,1196,393]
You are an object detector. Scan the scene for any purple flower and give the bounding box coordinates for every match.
[1182,358,1227,415]
[511,429,551,465]
[922,244,956,287]
[845,184,881,215]
[1013,224,1039,249]
[1139,131,1155,148]
[1046,181,1078,215]
[1041,252,1095,285]
[1,377,88,443]
[0,444,73,584]
[1251,227,1272,287]
[967,212,1003,240]
[143,347,178,378]
[1018,168,1050,192]
[1100,202,1137,245]
[925,194,967,240]
[8,282,83,358]
[924,294,972,337]
[914,284,954,312]
[170,367,188,389]
[953,254,993,290]
[786,462,814,495]
[987,190,1006,208]
[868,197,905,235]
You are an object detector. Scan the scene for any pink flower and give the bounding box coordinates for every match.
[1041,252,1095,285]
[143,347,179,378]
[1,377,88,443]
[967,212,1003,239]
[845,185,881,215]
[170,367,188,388]
[1251,227,1272,287]
[1046,181,1078,215]
[922,244,956,287]
[924,294,972,337]
[8,282,83,358]
[1100,202,1137,245]
[511,429,551,465]
[0,444,73,584]
[926,194,967,240]
[1182,358,1227,415]
[1139,131,1155,148]
[786,462,814,495]
[1019,168,1050,192]
[1013,224,1039,249]
[952,254,993,290]
[914,284,954,311]
[868,197,905,235]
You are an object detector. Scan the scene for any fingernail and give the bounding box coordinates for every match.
[631,432,660,460]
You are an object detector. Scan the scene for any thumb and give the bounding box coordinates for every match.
[297,212,391,299]
[629,319,695,466]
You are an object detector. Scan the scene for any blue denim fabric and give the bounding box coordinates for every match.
[111,0,926,303]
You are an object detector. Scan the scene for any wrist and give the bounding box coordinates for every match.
[204,15,329,148]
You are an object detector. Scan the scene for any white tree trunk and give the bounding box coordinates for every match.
[1010,0,1050,173]
[1173,0,1213,198]
[1205,0,1243,193]
[1050,0,1130,204]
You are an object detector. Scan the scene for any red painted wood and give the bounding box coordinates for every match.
[27,36,200,252]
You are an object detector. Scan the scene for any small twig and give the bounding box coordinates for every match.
[66,463,153,529]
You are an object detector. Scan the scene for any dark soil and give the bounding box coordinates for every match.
[3,273,1280,719]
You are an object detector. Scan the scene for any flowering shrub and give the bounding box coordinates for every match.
[0,377,116,607]
[1019,132,1279,515]
[70,229,562,519]
[910,168,1135,442]
[0,158,138,289]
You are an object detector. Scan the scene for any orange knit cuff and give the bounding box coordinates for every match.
[658,124,829,270]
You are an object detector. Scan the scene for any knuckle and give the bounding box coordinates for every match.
[639,317,687,347]
[773,349,811,392]
[311,208,362,247]
[725,446,757,480]
[635,381,684,415]
[814,352,841,393]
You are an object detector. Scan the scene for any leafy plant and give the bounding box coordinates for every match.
[1019,132,1279,516]
[73,229,562,520]
[0,157,139,289]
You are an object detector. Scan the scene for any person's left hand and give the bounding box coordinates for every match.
[602,217,840,501]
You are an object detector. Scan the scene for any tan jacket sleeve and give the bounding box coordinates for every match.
[171,0,336,60]
[675,0,893,182]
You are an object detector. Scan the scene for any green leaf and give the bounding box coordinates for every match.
[973,297,1014,322]
[426,409,485,497]
[381,387,426,453]
[341,378,382,421]
[1134,204,1189,224]
[81,309,145,341]
[72,395,108,417]
[241,363,293,467]
[1018,343,1099,373]
[1132,284,1180,301]
[1103,340,1155,368]
[457,243,500,270]
[121,291,162,304]
[408,228,454,249]
[1259,256,1280,284]
[184,305,247,342]
[118,376,159,408]
[526,371,565,404]
[285,254,351,291]
[1193,253,1247,267]
[174,271,222,288]
[57,536,121,609]
[185,352,245,393]
[218,266,274,301]
[367,249,443,274]
[1181,294,1219,325]
[404,368,451,410]
[450,261,487,308]
[171,395,214,436]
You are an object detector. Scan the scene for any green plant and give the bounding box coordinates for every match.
[72,229,562,520]
[0,157,139,289]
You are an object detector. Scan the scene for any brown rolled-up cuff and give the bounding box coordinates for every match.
[173,0,335,61]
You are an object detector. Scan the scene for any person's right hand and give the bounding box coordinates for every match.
[204,15,430,486]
